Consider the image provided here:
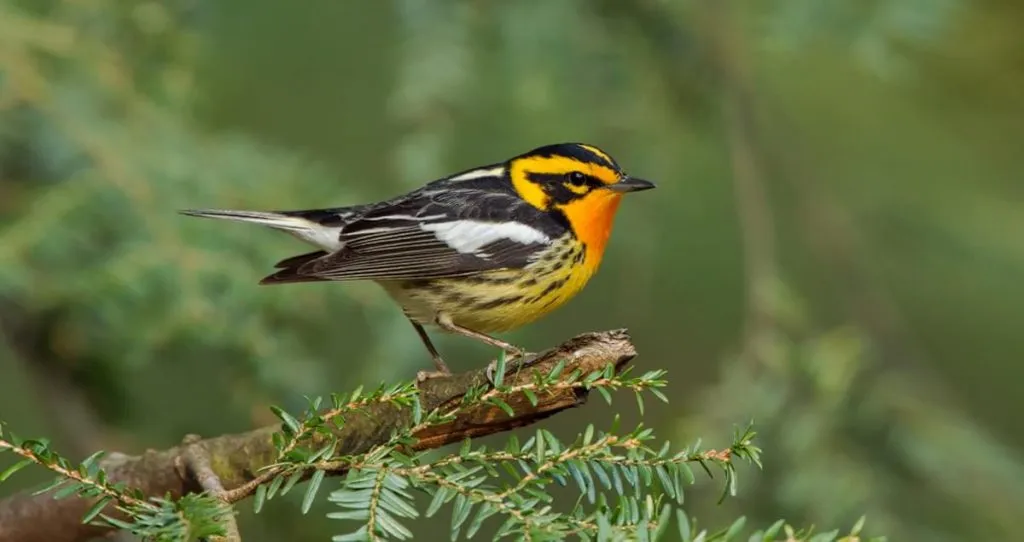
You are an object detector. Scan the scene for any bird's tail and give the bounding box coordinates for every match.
[179,208,344,251]
[180,208,316,230]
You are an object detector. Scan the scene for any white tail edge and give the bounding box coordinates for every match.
[180,209,343,251]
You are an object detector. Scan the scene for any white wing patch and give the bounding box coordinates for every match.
[420,220,549,255]
[446,166,505,183]
[290,224,344,251]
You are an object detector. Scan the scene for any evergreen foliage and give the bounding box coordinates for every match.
[1,366,874,541]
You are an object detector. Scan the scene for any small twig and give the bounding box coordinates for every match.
[0,441,152,512]
[179,435,241,542]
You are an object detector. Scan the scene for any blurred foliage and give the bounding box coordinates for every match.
[1,0,1023,540]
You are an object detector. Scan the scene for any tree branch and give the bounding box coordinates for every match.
[0,329,637,542]
[178,435,241,542]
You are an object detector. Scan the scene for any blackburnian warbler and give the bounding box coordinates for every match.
[183,143,654,379]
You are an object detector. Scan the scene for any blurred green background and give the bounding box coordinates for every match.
[1,0,1022,540]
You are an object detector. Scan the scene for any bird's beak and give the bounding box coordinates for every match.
[608,176,656,193]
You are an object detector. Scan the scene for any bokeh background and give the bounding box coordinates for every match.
[2,0,1023,540]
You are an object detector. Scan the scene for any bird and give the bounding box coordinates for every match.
[181,142,655,381]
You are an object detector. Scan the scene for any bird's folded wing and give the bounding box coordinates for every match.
[284,215,553,281]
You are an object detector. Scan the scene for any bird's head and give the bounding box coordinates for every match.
[506,142,655,213]
[507,142,655,260]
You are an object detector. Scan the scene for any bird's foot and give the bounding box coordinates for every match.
[485,348,539,388]
[416,369,452,386]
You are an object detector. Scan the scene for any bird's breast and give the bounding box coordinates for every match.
[557,191,623,271]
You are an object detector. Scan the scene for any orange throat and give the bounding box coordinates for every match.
[558,191,623,269]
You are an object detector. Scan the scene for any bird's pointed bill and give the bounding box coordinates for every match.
[608,177,656,193]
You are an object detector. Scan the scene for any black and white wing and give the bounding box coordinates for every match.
[261,189,558,284]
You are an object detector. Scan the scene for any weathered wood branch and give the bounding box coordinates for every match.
[179,435,242,542]
[0,330,637,542]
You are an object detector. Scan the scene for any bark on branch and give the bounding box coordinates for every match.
[0,329,637,542]
[178,435,242,542]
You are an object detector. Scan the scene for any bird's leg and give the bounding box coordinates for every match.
[435,315,534,386]
[409,319,451,383]
[435,314,525,357]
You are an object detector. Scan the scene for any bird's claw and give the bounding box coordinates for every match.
[416,369,451,386]
[485,349,537,388]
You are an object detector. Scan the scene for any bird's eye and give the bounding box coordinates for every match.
[567,171,587,186]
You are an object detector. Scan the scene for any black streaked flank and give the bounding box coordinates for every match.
[558,247,575,264]
[518,276,539,288]
[456,274,521,286]
[525,276,570,304]
[403,279,447,295]
[439,290,472,307]
[472,294,527,312]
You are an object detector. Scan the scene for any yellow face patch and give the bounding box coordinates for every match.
[509,158,551,210]
[563,182,589,195]
[509,155,621,209]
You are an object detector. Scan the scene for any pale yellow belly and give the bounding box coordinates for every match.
[380,237,596,333]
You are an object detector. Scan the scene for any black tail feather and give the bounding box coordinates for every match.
[260,250,331,285]
[272,250,328,269]
[259,269,330,285]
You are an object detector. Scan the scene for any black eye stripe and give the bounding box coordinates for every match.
[526,171,601,188]
[526,172,566,184]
